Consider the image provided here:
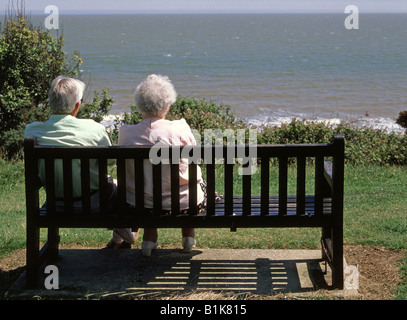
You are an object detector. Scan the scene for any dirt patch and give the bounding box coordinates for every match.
[344,245,405,300]
[1,244,405,300]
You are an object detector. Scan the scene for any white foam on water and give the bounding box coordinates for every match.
[101,113,405,135]
[248,115,405,134]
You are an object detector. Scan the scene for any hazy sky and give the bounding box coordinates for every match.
[2,0,407,14]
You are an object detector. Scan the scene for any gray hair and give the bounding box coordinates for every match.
[135,74,177,117]
[49,76,86,114]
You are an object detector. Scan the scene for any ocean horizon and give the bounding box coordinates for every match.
[23,13,407,133]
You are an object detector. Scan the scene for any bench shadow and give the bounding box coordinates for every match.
[1,266,26,299]
[6,248,331,299]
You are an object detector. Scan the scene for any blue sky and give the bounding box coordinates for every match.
[2,0,407,14]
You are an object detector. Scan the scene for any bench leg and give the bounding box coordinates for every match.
[321,226,344,290]
[47,227,60,261]
[26,225,40,289]
[332,225,344,290]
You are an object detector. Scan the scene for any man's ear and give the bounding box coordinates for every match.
[71,101,81,117]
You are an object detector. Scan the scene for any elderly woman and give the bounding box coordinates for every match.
[118,74,206,256]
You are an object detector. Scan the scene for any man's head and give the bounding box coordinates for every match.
[49,76,86,115]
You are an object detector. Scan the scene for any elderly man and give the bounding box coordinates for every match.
[24,76,137,249]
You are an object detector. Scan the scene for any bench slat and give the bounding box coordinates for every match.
[242,162,251,216]
[296,156,306,216]
[314,155,325,216]
[116,158,127,214]
[134,158,144,213]
[278,157,288,216]
[224,162,234,216]
[63,158,74,213]
[98,158,108,215]
[170,161,180,216]
[152,163,162,215]
[206,162,216,217]
[44,158,56,215]
[80,158,91,214]
[213,195,332,216]
[260,157,269,216]
[188,163,198,216]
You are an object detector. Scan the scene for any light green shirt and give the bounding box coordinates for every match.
[24,114,112,199]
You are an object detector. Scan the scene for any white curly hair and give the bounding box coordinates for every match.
[134,74,177,117]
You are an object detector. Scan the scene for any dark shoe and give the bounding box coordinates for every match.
[105,239,132,249]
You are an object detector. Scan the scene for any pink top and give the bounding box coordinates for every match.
[118,118,204,210]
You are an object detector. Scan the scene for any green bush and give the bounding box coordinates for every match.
[77,88,114,123]
[255,118,407,166]
[167,96,247,135]
[0,11,82,159]
[254,118,333,145]
[335,123,407,166]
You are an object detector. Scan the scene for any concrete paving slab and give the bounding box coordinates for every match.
[5,248,351,299]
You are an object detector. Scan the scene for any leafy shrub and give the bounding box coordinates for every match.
[0,11,82,159]
[168,96,247,135]
[256,119,407,166]
[77,88,114,123]
[335,123,407,166]
[254,118,333,145]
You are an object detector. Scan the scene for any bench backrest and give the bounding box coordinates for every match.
[24,135,344,218]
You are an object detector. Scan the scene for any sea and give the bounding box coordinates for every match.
[30,13,407,132]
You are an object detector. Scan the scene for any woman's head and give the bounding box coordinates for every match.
[49,76,85,114]
[135,74,177,118]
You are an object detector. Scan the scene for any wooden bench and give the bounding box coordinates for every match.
[24,135,345,290]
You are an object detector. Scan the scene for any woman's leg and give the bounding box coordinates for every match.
[143,228,158,242]
[182,228,195,238]
[106,228,139,249]
[182,228,196,252]
[142,228,158,256]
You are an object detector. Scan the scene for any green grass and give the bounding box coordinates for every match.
[343,165,407,250]
[0,159,406,298]
[0,160,27,257]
